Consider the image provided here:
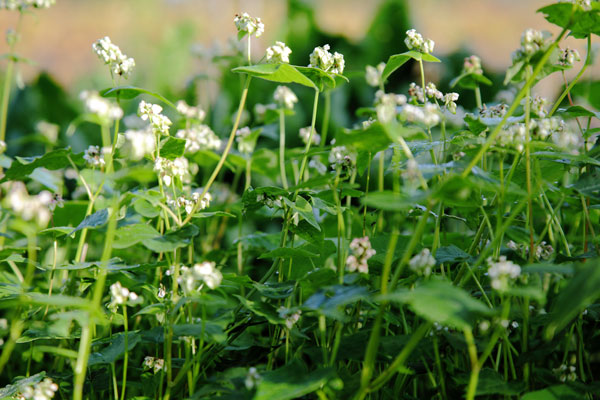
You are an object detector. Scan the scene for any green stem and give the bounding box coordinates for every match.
[321,90,331,147]
[0,11,23,145]
[295,89,320,185]
[464,328,479,400]
[524,65,535,263]
[120,306,129,400]
[279,108,288,189]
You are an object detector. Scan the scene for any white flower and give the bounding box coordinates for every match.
[154,156,189,186]
[404,29,434,54]
[408,83,425,103]
[331,52,345,74]
[234,12,264,38]
[124,127,155,160]
[20,378,58,400]
[559,47,580,66]
[375,90,407,123]
[143,356,166,374]
[245,367,261,389]
[176,100,206,121]
[236,126,255,154]
[346,236,376,274]
[278,307,302,329]
[487,256,521,292]
[5,182,52,226]
[191,190,212,211]
[80,90,123,121]
[0,0,55,10]
[308,44,344,73]
[0,140,6,154]
[553,363,577,382]
[178,261,222,294]
[83,145,105,167]
[139,100,172,136]
[299,126,320,145]
[329,145,356,170]
[513,29,547,61]
[273,86,298,110]
[176,124,221,153]
[444,92,459,114]
[92,36,135,78]
[266,41,292,63]
[409,248,436,276]
[463,55,483,75]
[402,103,440,127]
[425,82,443,100]
[366,63,385,87]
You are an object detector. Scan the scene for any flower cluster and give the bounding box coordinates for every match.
[278,307,302,329]
[236,126,256,154]
[5,182,53,226]
[299,126,320,145]
[409,248,436,276]
[0,0,54,10]
[83,145,105,167]
[176,125,221,153]
[124,127,155,160]
[176,100,206,121]
[329,145,356,170]
[404,29,435,54]
[234,12,264,38]
[19,378,58,400]
[245,367,261,389]
[139,101,172,136]
[346,236,376,274]
[463,55,483,75]
[154,156,189,186]
[552,125,586,154]
[179,261,223,294]
[266,41,292,63]
[109,282,141,311]
[562,0,592,10]
[402,103,441,127]
[513,29,548,61]
[507,240,554,260]
[366,62,385,87]
[486,256,521,292]
[559,47,581,66]
[308,44,345,74]
[80,90,123,121]
[480,103,508,118]
[553,364,578,382]
[374,90,407,123]
[143,356,166,374]
[168,191,212,215]
[92,36,135,78]
[273,86,298,110]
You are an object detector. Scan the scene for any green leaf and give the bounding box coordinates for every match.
[234,295,284,325]
[141,323,226,344]
[88,332,141,366]
[555,105,598,118]
[253,281,296,299]
[232,63,317,90]
[304,285,369,320]
[474,369,526,396]
[100,86,176,109]
[160,137,186,160]
[254,360,336,400]
[295,66,342,92]
[141,224,200,253]
[382,279,493,329]
[538,3,600,39]
[381,50,441,81]
[0,372,46,398]
[362,190,426,211]
[133,198,160,218]
[521,384,584,400]
[335,122,392,154]
[435,245,471,264]
[546,260,600,338]
[114,223,160,249]
[1,148,81,183]
[70,209,109,236]
[449,72,493,90]
[259,247,319,260]
[283,196,321,231]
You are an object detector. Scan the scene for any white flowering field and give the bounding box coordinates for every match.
[1,1,600,399]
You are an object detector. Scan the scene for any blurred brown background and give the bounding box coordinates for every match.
[0,0,597,98]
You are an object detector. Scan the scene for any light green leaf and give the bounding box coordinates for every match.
[100,86,176,109]
[283,196,321,231]
[232,63,317,89]
[70,209,109,236]
[160,137,186,160]
[382,50,441,81]
[114,223,160,249]
[521,384,583,400]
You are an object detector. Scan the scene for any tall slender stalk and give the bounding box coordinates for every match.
[0,11,24,145]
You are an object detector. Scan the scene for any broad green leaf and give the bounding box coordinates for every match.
[232,63,317,90]
[141,323,226,344]
[259,246,319,260]
[382,279,493,329]
[234,295,284,325]
[304,285,369,320]
[295,66,344,92]
[141,224,200,253]
[254,360,336,400]
[100,85,176,109]
[335,122,392,153]
[435,245,471,264]
[570,171,600,198]
[20,293,91,309]
[546,260,600,338]
[159,137,186,160]
[555,105,598,118]
[41,257,125,271]
[362,190,426,211]
[533,151,600,167]
[453,368,525,396]
[538,3,600,38]
[0,372,46,398]
[133,198,160,218]
[252,281,296,299]
[283,196,321,231]
[88,332,141,366]
[191,211,236,219]
[1,148,82,183]
[381,50,441,81]
[521,384,584,400]
[114,223,160,249]
[449,72,493,90]
[70,208,109,236]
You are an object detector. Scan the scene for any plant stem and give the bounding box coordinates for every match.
[279,108,288,189]
[321,90,331,147]
[0,11,23,145]
[296,89,320,185]
[120,306,129,400]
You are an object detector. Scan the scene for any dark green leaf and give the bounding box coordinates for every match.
[114,223,160,249]
[521,384,584,400]
[160,137,186,160]
[88,332,141,366]
[1,148,81,183]
[538,3,600,38]
[254,360,336,400]
[435,245,471,264]
[70,209,109,236]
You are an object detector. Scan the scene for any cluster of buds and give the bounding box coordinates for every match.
[176,100,206,121]
[497,123,527,152]
[256,193,283,209]
[124,127,155,160]
[92,36,135,78]
[143,356,166,374]
[408,248,436,277]
[507,240,554,260]
[168,191,212,215]
[108,282,141,311]
[480,103,508,118]
[235,126,256,155]
[154,156,189,186]
[83,145,105,167]
[5,182,55,226]
[139,101,172,136]
[18,378,58,400]
[80,90,123,122]
[553,363,578,382]
[266,41,292,63]
[513,29,548,61]
[329,144,356,170]
[176,124,221,153]
[278,307,302,329]
[531,117,565,140]
[346,236,376,274]
[402,103,441,127]
[299,126,320,145]
[308,44,345,74]
[463,55,483,75]
[526,95,549,118]
[404,29,435,54]
[559,47,581,67]
[245,367,261,390]
[374,90,407,124]
[273,86,298,110]
[486,256,521,292]
[366,62,386,87]
[178,261,223,294]
[234,12,264,38]
[0,0,55,10]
